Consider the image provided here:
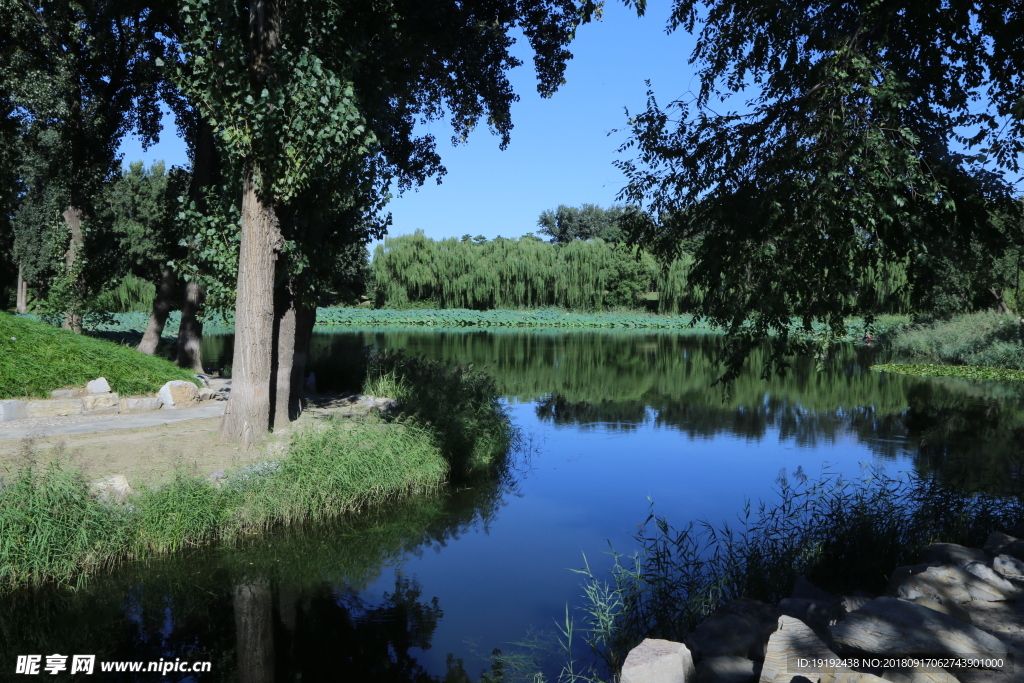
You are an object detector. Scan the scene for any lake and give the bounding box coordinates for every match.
[5,328,1023,681]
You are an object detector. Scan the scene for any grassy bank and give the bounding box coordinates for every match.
[0,353,515,592]
[882,311,1024,371]
[564,466,1024,679]
[0,312,200,399]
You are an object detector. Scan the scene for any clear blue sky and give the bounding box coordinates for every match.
[117,0,700,242]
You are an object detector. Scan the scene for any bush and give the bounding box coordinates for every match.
[887,311,1024,369]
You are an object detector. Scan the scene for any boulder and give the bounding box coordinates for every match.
[50,389,79,398]
[841,595,873,616]
[26,399,83,417]
[993,554,1024,580]
[82,392,119,413]
[0,400,28,421]
[984,532,1024,561]
[686,614,764,662]
[89,474,134,502]
[961,561,1023,598]
[829,597,1008,664]
[909,596,972,623]
[922,543,991,568]
[621,638,696,683]
[759,616,883,683]
[157,380,200,409]
[696,656,757,683]
[891,564,1011,603]
[120,397,162,413]
[777,598,838,645]
[886,563,942,596]
[198,387,217,401]
[86,377,111,394]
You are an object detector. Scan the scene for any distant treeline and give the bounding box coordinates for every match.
[370,229,915,314]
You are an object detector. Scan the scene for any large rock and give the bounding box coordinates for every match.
[891,564,1012,603]
[26,399,83,417]
[686,614,764,662]
[777,598,838,645]
[157,380,200,409]
[50,389,79,398]
[89,474,134,502]
[120,397,162,413]
[984,532,1024,561]
[81,395,118,411]
[922,543,991,568]
[993,554,1024,580]
[909,596,972,623]
[86,377,111,394]
[0,400,28,421]
[961,561,1023,598]
[695,656,757,683]
[759,616,882,683]
[829,597,1008,664]
[621,638,696,683]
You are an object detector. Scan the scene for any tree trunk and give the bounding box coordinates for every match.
[137,265,177,355]
[62,205,84,333]
[233,580,275,683]
[270,280,297,431]
[990,288,1011,315]
[291,304,316,410]
[220,174,280,447]
[16,265,27,314]
[176,279,207,372]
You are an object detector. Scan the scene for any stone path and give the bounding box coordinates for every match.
[0,401,227,440]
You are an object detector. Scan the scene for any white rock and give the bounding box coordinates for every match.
[759,616,883,683]
[621,638,696,683]
[26,399,84,417]
[120,397,163,413]
[86,377,111,394]
[89,474,134,502]
[0,400,28,421]
[157,380,200,409]
[82,393,119,412]
[993,554,1024,579]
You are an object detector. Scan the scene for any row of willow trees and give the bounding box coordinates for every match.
[370,231,918,314]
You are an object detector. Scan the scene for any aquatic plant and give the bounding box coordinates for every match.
[873,363,1024,381]
[563,465,1024,680]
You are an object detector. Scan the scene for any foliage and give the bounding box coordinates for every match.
[873,364,1024,382]
[567,467,1024,677]
[366,351,517,479]
[0,312,199,398]
[89,273,157,314]
[319,307,708,329]
[537,204,630,244]
[885,311,1024,369]
[616,0,1024,381]
[372,231,659,311]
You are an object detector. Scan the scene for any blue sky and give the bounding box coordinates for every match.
[117,0,700,243]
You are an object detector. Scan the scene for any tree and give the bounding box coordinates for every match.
[1,0,166,330]
[172,0,601,446]
[537,203,628,243]
[616,0,1024,379]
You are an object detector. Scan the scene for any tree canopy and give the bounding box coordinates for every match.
[617,0,1024,378]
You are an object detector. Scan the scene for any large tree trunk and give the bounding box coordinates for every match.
[233,580,275,683]
[176,279,206,372]
[220,174,280,447]
[270,280,297,431]
[62,206,84,333]
[990,288,1011,315]
[16,265,27,314]
[137,265,177,355]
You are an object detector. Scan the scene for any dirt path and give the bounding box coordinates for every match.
[0,393,382,487]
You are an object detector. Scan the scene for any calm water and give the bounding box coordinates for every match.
[6,329,1024,681]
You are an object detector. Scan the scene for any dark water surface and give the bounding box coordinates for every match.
[7,329,1024,681]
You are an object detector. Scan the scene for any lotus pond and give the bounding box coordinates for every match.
[4,327,1023,682]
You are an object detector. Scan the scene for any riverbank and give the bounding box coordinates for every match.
[0,351,516,593]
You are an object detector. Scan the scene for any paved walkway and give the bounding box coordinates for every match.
[0,402,227,440]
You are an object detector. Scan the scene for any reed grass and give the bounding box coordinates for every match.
[565,465,1024,679]
[886,311,1024,369]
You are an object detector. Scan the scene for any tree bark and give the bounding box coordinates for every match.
[137,264,177,355]
[233,580,275,683]
[62,205,84,333]
[270,280,296,431]
[990,288,1011,315]
[16,265,27,314]
[220,174,280,447]
[176,279,206,372]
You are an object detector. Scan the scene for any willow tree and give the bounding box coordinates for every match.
[174,0,600,446]
[617,0,1024,379]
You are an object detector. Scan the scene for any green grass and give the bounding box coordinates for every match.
[0,351,513,592]
[873,363,1024,381]
[564,466,1024,680]
[884,311,1024,369]
[0,312,201,398]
